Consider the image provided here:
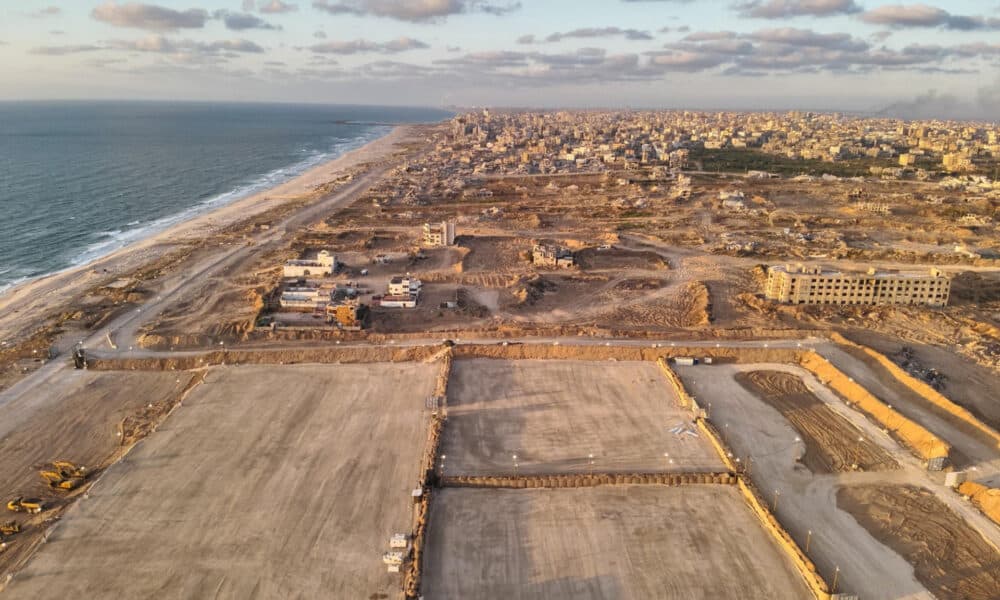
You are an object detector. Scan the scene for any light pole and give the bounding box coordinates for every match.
[513,454,518,477]
[772,489,781,512]
[832,566,840,593]
[588,453,595,476]
[805,530,812,553]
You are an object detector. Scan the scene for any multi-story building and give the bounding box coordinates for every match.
[765,264,950,307]
[423,221,456,246]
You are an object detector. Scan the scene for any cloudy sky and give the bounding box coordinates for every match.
[1,1,998,119]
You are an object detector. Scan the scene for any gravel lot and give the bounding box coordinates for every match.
[4,363,437,599]
[440,359,725,475]
[423,485,812,600]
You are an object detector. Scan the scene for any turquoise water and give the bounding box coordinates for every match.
[0,101,450,292]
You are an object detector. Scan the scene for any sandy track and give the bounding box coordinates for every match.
[3,363,436,599]
[440,360,725,475]
[422,486,812,600]
[736,370,897,473]
[838,485,1000,600]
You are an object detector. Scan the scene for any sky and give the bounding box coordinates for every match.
[1,0,999,119]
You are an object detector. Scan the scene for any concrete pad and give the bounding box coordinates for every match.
[422,485,813,600]
[441,360,726,475]
[4,363,437,600]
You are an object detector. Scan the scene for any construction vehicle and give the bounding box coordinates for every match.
[51,461,87,479]
[7,498,43,514]
[39,470,84,491]
[0,521,20,536]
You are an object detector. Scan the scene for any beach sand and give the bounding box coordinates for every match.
[0,126,409,347]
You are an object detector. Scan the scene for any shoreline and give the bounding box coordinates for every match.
[0,125,408,344]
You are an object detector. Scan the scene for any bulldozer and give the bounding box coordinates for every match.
[6,497,43,514]
[39,470,84,491]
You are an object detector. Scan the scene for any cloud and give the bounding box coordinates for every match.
[519,27,654,44]
[307,37,429,54]
[860,4,1000,30]
[735,0,861,19]
[260,0,299,13]
[29,6,62,18]
[110,35,265,55]
[30,44,104,55]
[213,11,280,30]
[311,0,520,21]
[314,30,327,38]
[91,2,209,31]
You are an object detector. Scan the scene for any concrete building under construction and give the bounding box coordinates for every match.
[765,264,951,307]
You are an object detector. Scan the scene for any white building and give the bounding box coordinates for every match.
[388,276,422,298]
[283,250,338,278]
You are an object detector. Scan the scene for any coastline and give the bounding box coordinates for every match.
[0,125,408,345]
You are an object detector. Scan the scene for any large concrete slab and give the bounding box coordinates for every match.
[4,362,437,599]
[423,485,812,600]
[441,359,726,475]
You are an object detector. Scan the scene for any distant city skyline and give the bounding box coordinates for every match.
[2,0,999,120]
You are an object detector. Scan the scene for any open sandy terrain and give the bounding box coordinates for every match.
[440,360,726,475]
[838,484,1000,600]
[422,485,812,600]
[3,363,436,599]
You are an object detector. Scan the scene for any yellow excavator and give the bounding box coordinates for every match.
[39,470,84,491]
[39,460,88,491]
[6,497,43,514]
[0,521,20,536]
[51,461,87,479]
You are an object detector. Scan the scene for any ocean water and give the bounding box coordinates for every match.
[0,101,451,293]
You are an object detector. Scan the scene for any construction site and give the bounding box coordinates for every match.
[0,338,997,599]
[0,116,998,599]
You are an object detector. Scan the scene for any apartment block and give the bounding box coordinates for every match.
[765,264,950,307]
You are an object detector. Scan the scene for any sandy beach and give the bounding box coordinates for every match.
[0,126,409,347]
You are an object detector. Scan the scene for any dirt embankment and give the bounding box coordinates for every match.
[442,472,735,488]
[799,350,950,463]
[837,485,1000,600]
[87,342,808,372]
[736,371,897,473]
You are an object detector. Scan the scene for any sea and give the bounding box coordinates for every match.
[0,101,452,293]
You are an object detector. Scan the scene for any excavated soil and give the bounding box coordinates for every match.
[837,485,1000,600]
[736,370,897,473]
